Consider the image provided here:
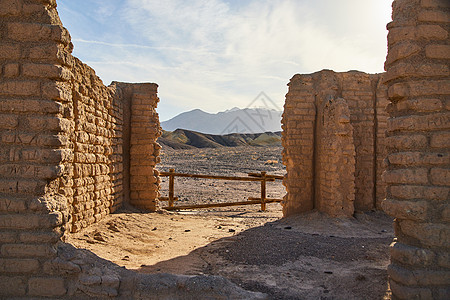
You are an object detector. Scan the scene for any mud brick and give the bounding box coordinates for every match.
[400,220,450,248]
[382,198,428,221]
[388,152,449,166]
[417,25,448,40]
[431,132,450,148]
[0,276,26,296]
[385,42,421,66]
[22,63,71,81]
[0,179,46,195]
[28,277,66,297]
[0,114,18,129]
[3,63,20,78]
[19,231,61,243]
[0,44,21,59]
[383,168,428,185]
[0,80,40,97]
[0,258,39,273]
[0,197,27,212]
[0,213,62,229]
[421,0,450,8]
[396,98,443,112]
[0,0,22,16]
[390,242,435,266]
[8,22,52,41]
[1,244,57,258]
[390,185,449,201]
[426,45,450,59]
[430,168,450,185]
[0,99,63,114]
[389,263,450,286]
[418,10,450,22]
[389,280,432,300]
[42,81,72,101]
[388,112,450,132]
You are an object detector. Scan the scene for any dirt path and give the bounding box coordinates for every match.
[67,205,393,299]
[67,147,393,299]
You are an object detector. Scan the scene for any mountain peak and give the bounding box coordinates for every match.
[223,107,241,113]
[161,107,282,134]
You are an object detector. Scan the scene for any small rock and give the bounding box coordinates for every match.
[324,271,333,274]
[152,227,157,231]
[108,224,120,232]
[284,226,292,230]
[184,229,191,232]
[356,274,366,281]
[229,229,236,233]
[93,232,107,242]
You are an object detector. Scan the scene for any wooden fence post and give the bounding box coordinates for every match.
[169,168,175,208]
[260,171,266,211]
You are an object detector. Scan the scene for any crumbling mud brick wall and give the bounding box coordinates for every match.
[382,0,450,299]
[282,70,389,217]
[316,98,356,217]
[115,82,162,211]
[70,58,123,232]
[0,1,165,298]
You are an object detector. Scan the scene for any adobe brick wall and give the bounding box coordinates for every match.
[69,58,122,232]
[0,1,74,296]
[382,0,450,299]
[282,70,388,217]
[316,98,356,217]
[116,82,162,211]
[0,0,162,297]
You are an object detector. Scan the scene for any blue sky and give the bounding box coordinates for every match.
[57,0,393,121]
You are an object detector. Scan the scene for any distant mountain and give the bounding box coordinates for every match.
[161,108,282,134]
[158,129,282,149]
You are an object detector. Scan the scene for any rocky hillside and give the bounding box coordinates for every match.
[158,129,282,149]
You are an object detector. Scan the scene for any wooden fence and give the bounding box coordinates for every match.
[159,169,284,211]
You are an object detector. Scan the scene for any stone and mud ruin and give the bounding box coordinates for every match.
[0,0,449,299]
[282,70,389,217]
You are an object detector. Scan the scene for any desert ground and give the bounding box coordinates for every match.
[67,146,393,299]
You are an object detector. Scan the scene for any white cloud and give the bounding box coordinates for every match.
[58,0,393,121]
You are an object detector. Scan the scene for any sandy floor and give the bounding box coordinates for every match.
[66,146,394,299]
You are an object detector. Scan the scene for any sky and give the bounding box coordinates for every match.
[57,0,393,121]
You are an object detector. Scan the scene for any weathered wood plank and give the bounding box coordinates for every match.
[248,172,284,180]
[163,198,282,211]
[159,171,276,182]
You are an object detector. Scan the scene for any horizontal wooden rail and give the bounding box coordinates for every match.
[247,172,284,180]
[164,198,282,211]
[159,196,179,201]
[160,171,275,182]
